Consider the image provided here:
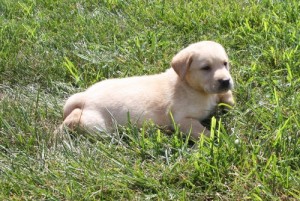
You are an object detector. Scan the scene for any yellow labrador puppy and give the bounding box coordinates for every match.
[62,41,234,139]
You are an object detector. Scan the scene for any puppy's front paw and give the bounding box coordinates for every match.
[218,90,235,107]
[224,96,235,107]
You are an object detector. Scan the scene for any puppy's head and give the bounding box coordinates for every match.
[171,41,233,94]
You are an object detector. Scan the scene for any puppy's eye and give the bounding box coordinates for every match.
[224,62,228,66]
[201,66,210,71]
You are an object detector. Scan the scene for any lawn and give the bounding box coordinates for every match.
[0,0,300,200]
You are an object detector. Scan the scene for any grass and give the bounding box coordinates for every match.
[0,0,300,200]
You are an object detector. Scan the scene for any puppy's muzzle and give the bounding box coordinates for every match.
[218,78,232,91]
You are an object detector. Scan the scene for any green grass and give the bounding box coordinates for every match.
[1,0,300,200]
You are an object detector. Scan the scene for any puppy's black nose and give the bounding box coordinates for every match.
[218,79,231,89]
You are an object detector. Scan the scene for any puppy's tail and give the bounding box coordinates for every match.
[63,92,85,120]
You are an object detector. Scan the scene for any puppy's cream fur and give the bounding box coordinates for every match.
[62,41,234,139]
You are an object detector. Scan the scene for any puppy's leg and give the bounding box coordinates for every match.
[176,118,210,140]
[53,109,110,146]
[63,109,109,133]
[218,90,234,106]
[52,108,85,145]
[63,108,83,129]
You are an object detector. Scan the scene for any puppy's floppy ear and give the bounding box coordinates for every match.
[171,51,193,80]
